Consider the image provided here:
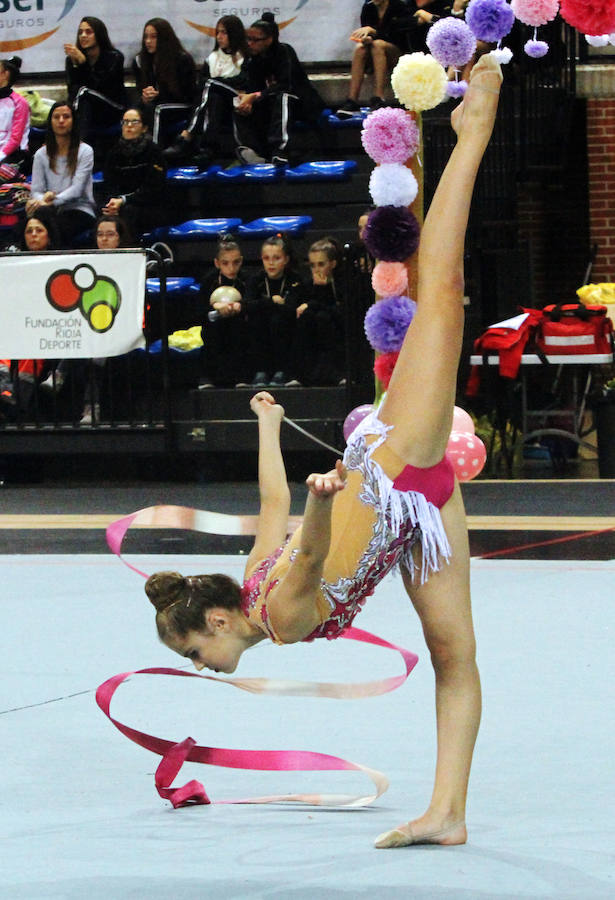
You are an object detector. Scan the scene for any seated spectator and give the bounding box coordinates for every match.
[0,208,62,419]
[102,107,166,235]
[199,234,249,388]
[243,233,301,386]
[337,0,411,118]
[286,237,345,386]
[233,12,324,167]
[64,16,126,160]
[0,56,30,171]
[164,15,248,167]
[27,100,96,247]
[94,213,136,249]
[132,18,197,146]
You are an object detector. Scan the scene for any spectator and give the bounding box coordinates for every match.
[405,1,454,53]
[0,56,30,170]
[164,15,248,167]
[102,106,166,235]
[27,100,96,247]
[233,12,324,167]
[337,0,411,118]
[0,207,62,419]
[94,213,135,249]
[243,233,301,386]
[132,18,197,146]
[64,16,126,156]
[199,234,249,388]
[286,237,345,386]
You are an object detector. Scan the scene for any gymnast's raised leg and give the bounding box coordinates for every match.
[374,54,503,848]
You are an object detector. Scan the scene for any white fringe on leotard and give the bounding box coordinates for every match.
[344,412,451,583]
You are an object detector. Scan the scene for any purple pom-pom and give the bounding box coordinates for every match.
[446,80,468,98]
[466,0,516,42]
[426,18,477,67]
[363,206,421,262]
[364,295,417,353]
[361,107,420,164]
[524,38,549,57]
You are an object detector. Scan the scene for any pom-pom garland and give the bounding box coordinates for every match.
[374,351,400,389]
[371,261,409,298]
[465,0,516,42]
[426,17,477,67]
[560,0,615,36]
[361,107,420,165]
[446,79,468,98]
[391,52,448,112]
[491,45,514,63]
[363,206,421,262]
[585,33,610,45]
[369,163,419,208]
[525,37,550,56]
[364,295,417,353]
[511,0,560,26]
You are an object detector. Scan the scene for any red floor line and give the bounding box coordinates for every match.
[477,525,615,559]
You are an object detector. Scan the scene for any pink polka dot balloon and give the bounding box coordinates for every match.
[452,405,475,434]
[446,430,486,481]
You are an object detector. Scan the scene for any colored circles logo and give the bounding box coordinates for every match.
[46,264,121,334]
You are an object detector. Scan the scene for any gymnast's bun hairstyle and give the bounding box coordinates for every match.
[251,11,279,42]
[145,571,242,641]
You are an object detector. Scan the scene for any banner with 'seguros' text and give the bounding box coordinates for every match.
[0,0,359,73]
[0,250,146,359]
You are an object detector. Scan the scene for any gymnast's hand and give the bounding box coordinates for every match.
[250,390,284,422]
[306,460,347,498]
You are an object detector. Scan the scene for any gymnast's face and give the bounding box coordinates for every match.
[169,613,246,674]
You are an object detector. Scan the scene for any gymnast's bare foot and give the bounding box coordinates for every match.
[451,53,502,145]
[374,816,467,849]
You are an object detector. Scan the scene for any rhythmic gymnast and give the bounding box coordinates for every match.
[144,55,503,849]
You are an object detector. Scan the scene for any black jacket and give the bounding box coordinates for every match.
[66,48,126,106]
[103,135,166,207]
[243,271,302,315]
[360,0,413,50]
[132,51,197,105]
[243,43,324,119]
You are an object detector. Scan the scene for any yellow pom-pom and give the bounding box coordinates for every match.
[391,52,448,112]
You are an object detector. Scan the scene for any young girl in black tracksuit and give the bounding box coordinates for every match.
[243,233,302,386]
[233,12,324,166]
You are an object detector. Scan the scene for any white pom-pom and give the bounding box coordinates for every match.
[490,46,513,64]
[369,163,419,208]
[585,34,610,47]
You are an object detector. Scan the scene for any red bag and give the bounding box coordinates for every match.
[537,303,614,356]
[466,308,543,395]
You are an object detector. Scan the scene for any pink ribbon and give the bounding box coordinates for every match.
[100,506,419,809]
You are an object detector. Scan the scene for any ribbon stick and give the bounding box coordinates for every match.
[102,506,419,808]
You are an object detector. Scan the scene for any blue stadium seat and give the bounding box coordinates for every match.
[285,160,358,182]
[237,215,312,238]
[145,276,200,296]
[92,171,104,184]
[166,165,221,183]
[148,218,243,242]
[214,164,283,182]
[324,108,369,127]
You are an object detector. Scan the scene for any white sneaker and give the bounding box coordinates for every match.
[236,146,266,165]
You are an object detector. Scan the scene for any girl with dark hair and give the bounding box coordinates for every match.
[132,18,197,145]
[199,234,248,388]
[243,233,301,386]
[27,100,96,246]
[144,56,503,850]
[64,16,126,148]
[233,12,324,166]
[102,107,166,234]
[94,214,135,249]
[0,56,30,169]
[164,15,248,167]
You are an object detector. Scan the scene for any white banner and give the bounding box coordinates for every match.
[0,250,146,358]
[0,0,358,72]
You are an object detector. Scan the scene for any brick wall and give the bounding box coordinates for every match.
[586,97,615,282]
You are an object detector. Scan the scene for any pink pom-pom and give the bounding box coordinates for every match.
[445,431,487,481]
[511,0,560,27]
[446,80,468,98]
[560,0,615,36]
[372,261,409,298]
[361,108,420,165]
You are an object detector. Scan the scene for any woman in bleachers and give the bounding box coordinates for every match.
[132,18,197,145]
[164,15,248,167]
[0,56,30,170]
[285,236,345,387]
[243,233,302,387]
[27,100,96,247]
[0,207,62,419]
[94,213,135,250]
[102,107,166,236]
[64,16,126,152]
[199,233,249,389]
[233,12,324,167]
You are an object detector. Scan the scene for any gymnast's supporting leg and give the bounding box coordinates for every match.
[374,55,503,848]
